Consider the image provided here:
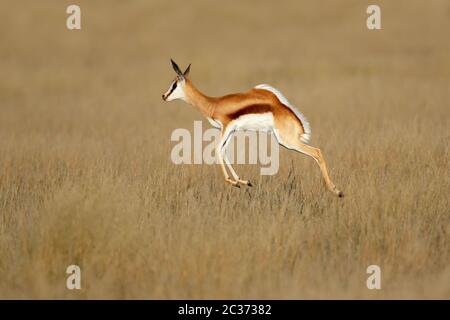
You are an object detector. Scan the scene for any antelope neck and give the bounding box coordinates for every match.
[184,80,216,118]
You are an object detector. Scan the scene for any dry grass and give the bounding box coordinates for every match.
[0,0,449,299]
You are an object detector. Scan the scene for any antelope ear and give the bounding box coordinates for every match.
[183,64,191,77]
[170,59,183,77]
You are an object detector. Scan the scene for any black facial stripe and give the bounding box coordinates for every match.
[167,82,177,96]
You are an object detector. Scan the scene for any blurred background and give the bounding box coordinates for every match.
[0,0,449,299]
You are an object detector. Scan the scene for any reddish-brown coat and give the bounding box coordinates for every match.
[184,80,305,133]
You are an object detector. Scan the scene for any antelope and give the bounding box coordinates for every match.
[162,59,343,197]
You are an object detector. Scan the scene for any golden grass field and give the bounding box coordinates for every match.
[0,0,449,299]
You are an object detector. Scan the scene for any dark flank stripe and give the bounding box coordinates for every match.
[227,104,272,120]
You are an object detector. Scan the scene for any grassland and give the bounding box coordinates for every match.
[0,0,449,299]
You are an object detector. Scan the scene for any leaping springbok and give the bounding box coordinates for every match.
[162,59,343,197]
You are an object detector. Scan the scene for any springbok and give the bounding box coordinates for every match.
[162,59,343,197]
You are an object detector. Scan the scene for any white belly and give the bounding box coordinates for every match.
[231,112,275,132]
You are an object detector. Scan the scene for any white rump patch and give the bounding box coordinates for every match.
[255,84,311,143]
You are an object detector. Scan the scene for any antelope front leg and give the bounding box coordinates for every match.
[220,130,252,187]
[224,153,252,187]
[216,143,239,188]
[237,179,252,186]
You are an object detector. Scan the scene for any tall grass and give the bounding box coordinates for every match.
[0,0,449,298]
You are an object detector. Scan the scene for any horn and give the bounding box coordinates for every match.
[170,59,183,77]
[183,64,191,77]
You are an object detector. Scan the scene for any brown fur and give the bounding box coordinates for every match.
[182,78,342,196]
[184,80,305,132]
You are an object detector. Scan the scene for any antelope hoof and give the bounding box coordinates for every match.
[337,190,344,198]
[237,179,252,187]
[225,178,240,188]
